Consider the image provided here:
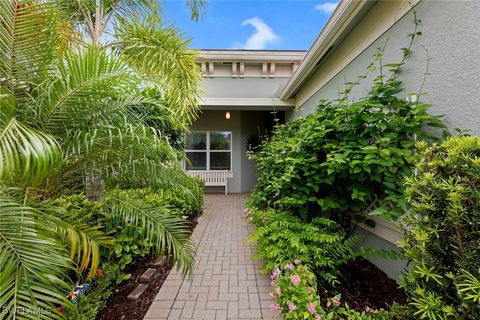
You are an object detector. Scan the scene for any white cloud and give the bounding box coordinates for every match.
[232,17,279,50]
[315,1,339,14]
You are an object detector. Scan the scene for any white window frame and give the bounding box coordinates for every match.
[185,131,232,171]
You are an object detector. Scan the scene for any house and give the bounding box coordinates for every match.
[187,50,306,193]
[188,0,480,278]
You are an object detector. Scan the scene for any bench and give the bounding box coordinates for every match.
[186,170,233,195]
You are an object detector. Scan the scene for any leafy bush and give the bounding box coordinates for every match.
[53,185,202,319]
[399,136,480,319]
[246,17,435,320]
[249,88,443,223]
[248,209,356,285]
[108,185,203,218]
[248,19,444,226]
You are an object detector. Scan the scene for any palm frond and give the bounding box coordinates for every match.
[0,0,60,96]
[104,158,187,191]
[185,0,207,22]
[113,15,202,124]
[41,123,177,195]
[0,193,69,319]
[105,193,195,276]
[0,93,61,186]
[30,46,139,134]
[64,123,177,163]
[31,198,114,279]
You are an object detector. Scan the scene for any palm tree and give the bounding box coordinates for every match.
[0,0,204,318]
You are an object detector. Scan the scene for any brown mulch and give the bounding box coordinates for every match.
[95,216,199,320]
[334,257,407,311]
[96,259,173,320]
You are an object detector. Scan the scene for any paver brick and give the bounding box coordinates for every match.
[144,195,274,320]
[141,268,159,282]
[128,283,148,301]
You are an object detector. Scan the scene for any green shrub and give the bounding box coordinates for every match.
[249,87,443,224]
[110,185,203,217]
[54,185,203,319]
[248,18,445,226]
[399,136,480,319]
[248,209,356,285]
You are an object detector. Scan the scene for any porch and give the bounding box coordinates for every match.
[185,110,285,193]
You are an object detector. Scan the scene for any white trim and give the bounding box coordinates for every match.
[199,50,306,62]
[281,0,421,101]
[281,0,372,100]
[357,216,402,245]
[204,74,292,79]
[201,97,295,109]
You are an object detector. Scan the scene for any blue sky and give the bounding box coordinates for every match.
[161,1,339,50]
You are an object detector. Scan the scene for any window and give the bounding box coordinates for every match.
[186,131,232,171]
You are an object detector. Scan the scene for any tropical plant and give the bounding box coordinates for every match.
[399,136,480,319]
[0,0,204,318]
[247,16,445,228]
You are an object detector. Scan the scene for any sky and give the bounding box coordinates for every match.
[161,1,339,51]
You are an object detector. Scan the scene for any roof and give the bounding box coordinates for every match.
[280,0,375,100]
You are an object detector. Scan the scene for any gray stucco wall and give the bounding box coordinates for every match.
[291,0,480,278]
[204,78,290,98]
[293,0,480,135]
[241,111,266,192]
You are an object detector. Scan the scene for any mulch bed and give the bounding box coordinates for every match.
[330,257,408,312]
[96,259,173,320]
[96,216,199,320]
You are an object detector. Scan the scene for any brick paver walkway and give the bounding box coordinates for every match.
[144,194,277,320]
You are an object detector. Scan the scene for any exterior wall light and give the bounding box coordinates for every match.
[225,111,231,120]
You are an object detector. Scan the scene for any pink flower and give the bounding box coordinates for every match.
[294,259,301,265]
[271,268,280,279]
[365,306,378,314]
[290,274,301,286]
[271,279,277,286]
[315,315,322,320]
[284,263,294,270]
[332,298,341,307]
[288,303,297,312]
[274,287,281,296]
[308,303,316,314]
[269,303,281,312]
